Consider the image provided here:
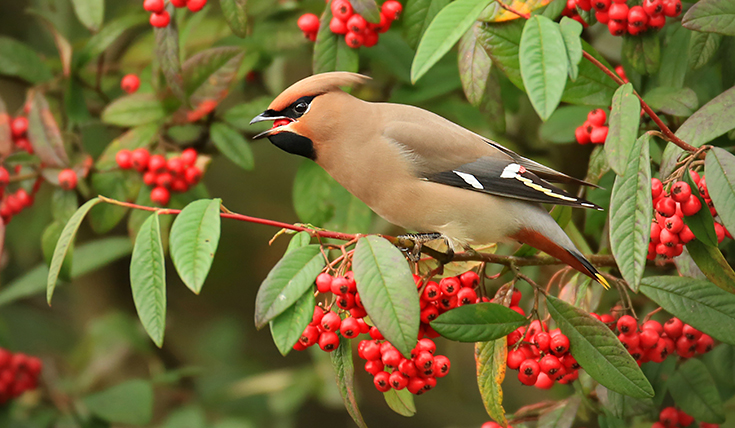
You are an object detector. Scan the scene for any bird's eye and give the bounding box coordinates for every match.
[293,102,308,114]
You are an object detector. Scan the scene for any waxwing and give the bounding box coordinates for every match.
[251,72,609,289]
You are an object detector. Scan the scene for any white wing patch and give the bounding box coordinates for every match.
[500,163,523,178]
[452,170,484,189]
[501,163,582,203]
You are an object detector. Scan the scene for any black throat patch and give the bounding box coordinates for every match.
[268,132,316,160]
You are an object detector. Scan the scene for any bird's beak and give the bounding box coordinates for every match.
[250,110,293,140]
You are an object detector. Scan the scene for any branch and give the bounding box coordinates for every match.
[496,0,698,153]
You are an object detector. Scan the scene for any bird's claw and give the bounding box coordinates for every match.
[397,233,454,264]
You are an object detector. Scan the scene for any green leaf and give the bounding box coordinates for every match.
[331,335,368,427]
[47,198,102,304]
[95,124,159,170]
[75,14,149,68]
[210,123,254,170]
[383,388,416,417]
[83,380,153,425]
[351,0,381,23]
[430,302,527,342]
[130,214,167,347]
[585,145,610,185]
[219,0,248,37]
[404,0,451,49]
[475,339,507,426]
[705,147,735,241]
[689,32,722,70]
[685,239,735,294]
[519,15,567,120]
[313,6,360,73]
[622,32,661,75]
[640,276,735,343]
[353,236,419,357]
[598,387,654,419]
[70,0,104,32]
[538,396,581,428]
[222,96,271,131]
[478,20,525,89]
[182,47,245,101]
[540,105,590,143]
[559,17,582,81]
[658,26,691,89]
[64,77,91,126]
[285,231,312,255]
[31,11,73,78]
[0,37,52,84]
[0,96,12,155]
[682,169,718,246]
[155,4,186,104]
[102,94,167,127]
[42,222,72,282]
[604,83,641,176]
[609,133,651,291]
[269,289,315,356]
[169,199,221,294]
[682,0,735,36]
[411,0,490,83]
[458,22,492,107]
[89,171,142,233]
[0,237,132,307]
[27,91,71,168]
[561,41,617,106]
[642,357,677,407]
[643,87,698,117]
[668,359,726,423]
[545,295,654,398]
[52,188,79,223]
[254,245,325,329]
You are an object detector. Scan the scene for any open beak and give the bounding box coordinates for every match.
[250,111,294,140]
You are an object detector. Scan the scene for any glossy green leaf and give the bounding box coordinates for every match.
[430,302,527,342]
[0,37,52,84]
[705,147,735,240]
[183,47,245,102]
[411,0,490,83]
[546,295,654,398]
[102,94,167,127]
[682,0,735,36]
[383,388,416,417]
[598,387,654,419]
[219,0,248,37]
[313,6,360,73]
[269,289,315,356]
[643,87,698,117]
[404,0,451,49]
[559,17,582,81]
[130,214,167,347]
[538,396,581,428]
[640,275,735,343]
[478,20,525,90]
[210,123,254,170]
[31,11,73,78]
[668,359,726,423]
[285,232,312,255]
[89,171,142,234]
[682,168,718,246]
[83,380,153,425]
[642,357,677,407]
[0,237,132,307]
[622,32,661,75]
[658,26,690,89]
[540,105,590,143]
[42,222,72,283]
[331,336,368,427]
[585,145,610,185]
[254,245,325,329]
[351,0,381,23]
[353,236,419,358]
[47,198,102,304]
[222,96,271,131]
[685,239,735,294]
[561,41,617,106]
[70,0,104,32]
[475,339,507,425]
[75,14,149,68]
[604,83,641,176]
[169,199,222,294]
[51,188,80,223]
[27,91,70,168]
[458,22,492,107]
[519,15,567,120]
[155,4,186,103]
[95,124,159,170]
[609,133,651,291]
[689,32,722,70]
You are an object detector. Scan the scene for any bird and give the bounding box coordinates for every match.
[250,72,609,289]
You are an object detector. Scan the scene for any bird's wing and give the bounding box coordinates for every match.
[425,157,603,210]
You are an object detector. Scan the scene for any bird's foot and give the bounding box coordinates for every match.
[397,233,454,263]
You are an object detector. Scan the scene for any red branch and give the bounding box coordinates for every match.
[497,0,697,153]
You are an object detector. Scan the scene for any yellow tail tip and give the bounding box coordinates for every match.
[595,273,610,290]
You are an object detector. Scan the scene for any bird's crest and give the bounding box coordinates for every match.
[268,72,371,112]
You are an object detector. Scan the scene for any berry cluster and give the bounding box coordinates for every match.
[298,1,402,48]
[121,74,141,94]
[0,348,42,405]
[561,0,590,26]
[574,108,609,145]
[648,173,731,260]
[577,0,681,36]
[652,406,720,428]
[115,148,203,206]
[9,115,33,155]
[506,315,580,389]
[599,313,714,362]
[143,0,208,28]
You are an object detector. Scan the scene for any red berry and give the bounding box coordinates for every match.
[592,0,611,11]
[679,225,695,244]
[519,359,540,385]
[596,10,610,23]
[587,109,606,126]
[116,149,133,169]
[381,0,403,20]
[389,371,409,390]
[298,13,320,34]
[550,334,570,356]
[534,372,554,389]
[576,0,592,11]
[608,2,629,21]
[434,355,450,377]
[181,148,197,166]
[662,0,681,17]
[696,334,714,354]
[659,407,678,427]
[329,16,348,34]
[639,328,660,349]
[617,315,637,335]
[11,117,28,137]
[131,148,151,172]
[656,197,677,217]
[715,222,726,243]
[156,172,173,188]
[299,325,319,347]
[340,317,361,339]
[331,276,349,295]
[671,181,691,203]
[407,376,425,394]
[421,282,441,301]
[0,167,8,187]
[58,169,78,190]
[539,354,562,375]
[318,330,340,352]
[170,0,187,6]
[331,0,353,21]
[371,12,392,33]
[321,311,341,332]
[364,359,384,375]
[459,271,480,288]
[439,277,460,296]
[143,0,165,13]
[150,186,170,205]
[678,411,695,427]
[590,126,608,143]
[457,287,478,306]
[149,11,170,28]
[506,349,526,370]
[187,0,207,12]
[184,166,202,185]
[414,350,434,371]
[362,340,381,361]
[167,157,185,175]
[369,326,384,340]
[534,332,551,353]
[641,320,663,334]
[648,13,666,29]
[315,272,332,293]
[346,14,367,33]
[363,28,379,47]
[575,125,591,144]
[628,5,648,27]
[607,20,626,36]
[146,154,165,173]
[381,348,402,368]
[510,289,522,306]
[643,0,663,15]
[344,31,363,48]
[652,178,665,198]
[680,195,702,216]
[664,215,684,234]
[682,324,702,341]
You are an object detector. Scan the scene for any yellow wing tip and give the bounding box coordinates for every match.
[595,274,610,290]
